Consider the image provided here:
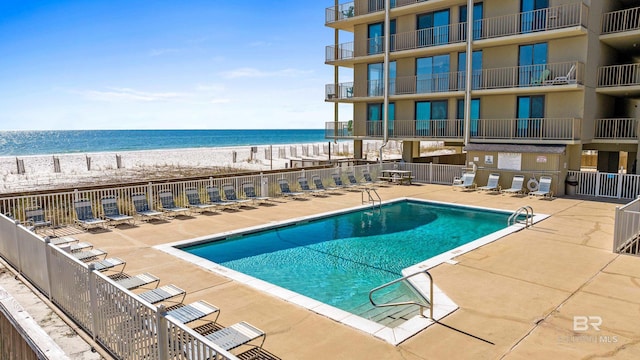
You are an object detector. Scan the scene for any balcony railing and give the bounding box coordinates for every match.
[325,61,582,100]
[326,42,354,62]
[594,118,638,140]
[325,118,580,141]
[602,6,640,34]
[598,63,640,87]
[478,2,586,40]
[392,23,466,52]
[325,1,356,24]
[472,118,581,141]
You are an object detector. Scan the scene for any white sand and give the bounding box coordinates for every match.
[0,140,424,193]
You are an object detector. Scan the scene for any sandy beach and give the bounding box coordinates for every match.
[0,140,425,193]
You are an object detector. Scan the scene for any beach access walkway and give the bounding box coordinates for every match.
[7,184,640,359]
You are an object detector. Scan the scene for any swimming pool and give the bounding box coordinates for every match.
[179,200,516,313]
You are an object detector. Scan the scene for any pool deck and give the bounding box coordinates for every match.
[70,184,640,359]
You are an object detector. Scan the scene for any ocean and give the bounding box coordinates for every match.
[0,129,330,156]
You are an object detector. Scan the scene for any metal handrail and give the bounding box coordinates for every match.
[509,205,534,228]
[369,269,433,319]
[362,187,381,209]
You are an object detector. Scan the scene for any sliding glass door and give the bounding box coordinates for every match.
[417,10,449,47]
[521,0,549,33]
[416,101,447,136]
[417,55,450,93]
[367,103,395,137]
[517,96,544,137]
[519,42,547,86]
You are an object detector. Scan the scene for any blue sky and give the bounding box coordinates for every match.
[0,0,352,130]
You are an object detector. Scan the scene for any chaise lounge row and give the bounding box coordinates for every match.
[453,172,554,198]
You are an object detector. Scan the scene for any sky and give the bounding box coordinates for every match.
[0,0,353,130]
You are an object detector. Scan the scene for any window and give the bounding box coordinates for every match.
[417,9,449,47]
[367,103,395,136]
[368,61,396,96]
[416,55,450,93]
[368,20,396,55]
[416,101,448,136]
[460,2,483,40]
[517,96,544,137]
[519,42,547,86]
[457,51,482,90]
[521,0,549,33]
[457,99,480,136]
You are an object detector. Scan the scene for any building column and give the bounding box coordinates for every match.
[565,144,582,171]
[401,141,420,162]
[353,140,363,160]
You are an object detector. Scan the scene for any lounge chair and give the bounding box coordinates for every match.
[137,284,186,305]
[298,177,324,196]
[545,65,576,85]
[205,186,237,210]
[501,175,525,195]
[278,179,304,199]
[478,173,501,192]
[331,173,353,189]
[312,175,339,192]
[72,248,107,262]
[89,257,126,272]
[222,184,252,206]
[50,236,78,246]
[199,321,266,358]
[69,241,93,252]
[131,193,164,221]
[185,187,217,213]
[346,172,367,188]
[114,272,160,290]
[362,170,389,187]
[158,191,190,217]
[529,176,554,198]
[74,199,107,230]
[242,182,270,204]
[24,207,53,235]
[165,300,220,326]
[452,172,476,191]
[101,196,134,226]
[531,68,551,85]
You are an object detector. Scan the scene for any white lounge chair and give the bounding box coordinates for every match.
[158,191,190,217]
[544,65,576,85]
[501,175,525,195]
[131,193,164,221]
[452,173,476,191]
[137,284,186,305]
[165,300,220,326]
[298,177,324,196]
[529,176,554,198]
[205,186,237,210]
[312,175,339,192]
[114,272,160,290]
[362,170,389,187]
[101,196,134,226]
[201,321,265,358]
[278,179,304,199]
[24,207,53,235]
[222,184,252,207]
[89,257,126,272]
[346,172,367,188]
[185,187,217,213]
[478,173,500,192]
[74,199,107,230]
[72,248,107,262]
[242,182,270,204]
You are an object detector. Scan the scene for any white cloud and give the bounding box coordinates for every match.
[81,88,187,102]
[210,98,231,104]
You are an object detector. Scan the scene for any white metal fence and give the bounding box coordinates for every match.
[614,197,640,256]
[568,171,640,199]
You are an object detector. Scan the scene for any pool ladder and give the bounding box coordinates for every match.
[509,205,534,228]
[362,187,381,210]
[369,270,433,319]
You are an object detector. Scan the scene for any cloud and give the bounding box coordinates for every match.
[81,88,187,102]
[210,98,231,104]
[219,67,313,79]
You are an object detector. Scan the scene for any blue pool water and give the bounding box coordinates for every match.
[182,200,511,314]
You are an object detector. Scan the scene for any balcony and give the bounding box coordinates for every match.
[597,63,640,97]
[325,118,581,143]
[325,42,354,64]
[325,61,583,101]
[602,6,640,34]
[594,118,638,142]
[470,118,581,143]
[392,23,466,53]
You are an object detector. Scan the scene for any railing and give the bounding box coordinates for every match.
[325,42,354,62]
[325,1,355,24]
[597,63,640,87]
[395,72,465,94]
[479,2,586,40]
[325,121,353,138]
[594,118,639,140]
[472,118,581,141]
[325,82,354,100]
[369,270,433,319]
[365,120,464,139]
[508,205,534,228]
[602,6,640,34]
[614,196,640,256]
[361,187,381,209]
[568,171,640,200]
[392,22,466,52]
[0,213,239,360]
[479,61,582,89]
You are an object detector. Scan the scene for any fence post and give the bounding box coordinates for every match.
[595,172,601,197]
[88,263,99,342]
[157,305,169,360]
[13,220,23,274]
[429,163,433,184]
[44,237,54,301]
[147,182,154,210]
[613,206,621,253]
[617,173,623,199]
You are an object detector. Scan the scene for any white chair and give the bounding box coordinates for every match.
[452,173,476,191]
[501,175,525,195]
[529,176,554,198]
[545,65,576,85]
[478,173,500,192]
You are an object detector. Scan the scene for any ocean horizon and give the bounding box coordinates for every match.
[0,129,334,156]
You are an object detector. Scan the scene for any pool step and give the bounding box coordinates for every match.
[353,293,422,328]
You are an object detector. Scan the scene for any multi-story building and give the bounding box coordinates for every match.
[324,0,640,195]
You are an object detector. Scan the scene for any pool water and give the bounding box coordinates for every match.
[182,200,513,315]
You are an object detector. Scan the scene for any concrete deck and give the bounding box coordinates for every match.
[70,184,640,359]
